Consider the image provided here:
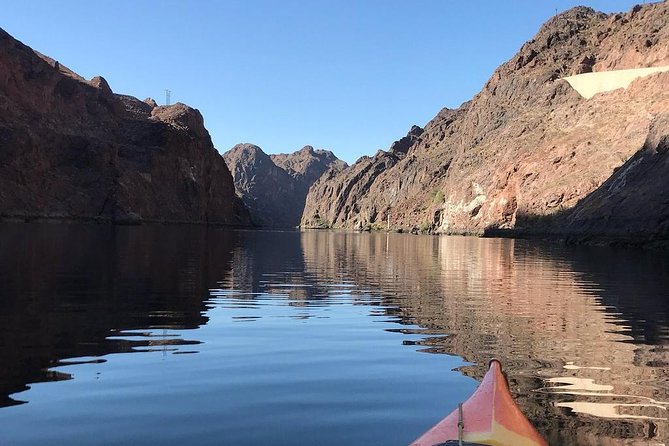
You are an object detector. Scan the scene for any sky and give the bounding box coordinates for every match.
[2,0,646,164]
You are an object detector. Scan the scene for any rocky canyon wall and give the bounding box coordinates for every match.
[301,3,669,245]
[224,144,345,227]
[0,28,249,225]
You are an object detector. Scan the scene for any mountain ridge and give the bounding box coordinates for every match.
[0,27,250,225]
[301,2,669,246]
[224,143,345,227]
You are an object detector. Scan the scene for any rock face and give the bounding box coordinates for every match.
[0,28,250,225]
[224,144,345,228]
[302,3,669,244]
[270,145,347,196]
[552,112,669,244]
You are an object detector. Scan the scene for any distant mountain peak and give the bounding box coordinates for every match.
[224,144,345,228]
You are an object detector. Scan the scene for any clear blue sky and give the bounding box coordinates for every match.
[2,0,643,164]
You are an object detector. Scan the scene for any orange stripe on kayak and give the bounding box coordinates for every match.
[411,360,547,446]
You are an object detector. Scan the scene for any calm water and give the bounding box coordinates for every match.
[0,225,667,445]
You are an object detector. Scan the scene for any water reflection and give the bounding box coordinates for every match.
[298,231,669,445]
[0,223,236,407]
[0,226,667,445]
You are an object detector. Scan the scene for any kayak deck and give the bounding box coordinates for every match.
[411,360,547,446]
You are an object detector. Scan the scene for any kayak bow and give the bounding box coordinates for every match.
[411,359,548,446]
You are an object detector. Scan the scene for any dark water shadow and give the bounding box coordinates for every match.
[0,223,238,407]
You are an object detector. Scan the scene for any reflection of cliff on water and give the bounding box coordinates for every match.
[3,226,666,444]
[223,230,307,296]
[219,230,372,309]
[0,223,236,407]
[299,231,669,445]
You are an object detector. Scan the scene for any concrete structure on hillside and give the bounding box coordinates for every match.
[563,66,669,99]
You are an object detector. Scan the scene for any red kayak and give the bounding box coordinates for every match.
[411,360,548,446]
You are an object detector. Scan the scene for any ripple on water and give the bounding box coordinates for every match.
[0,227,668,445]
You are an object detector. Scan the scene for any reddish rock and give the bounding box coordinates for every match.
[554,112,669,245]
[389,125,424,156]
[302,3,669,244]
[0,27,249,225]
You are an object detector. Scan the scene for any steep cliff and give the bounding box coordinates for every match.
[0,27,249,225]
[302,3,669,244]
[552,112,669,245]
[224,144,345,227]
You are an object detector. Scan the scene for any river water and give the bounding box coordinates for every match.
[0,224,667,445]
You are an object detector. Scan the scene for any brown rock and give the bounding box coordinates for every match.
[389,125,424,156]
[0,27,250,225]
[302,2,669,243]
[224,144,345,228]
[144,97,158,108]
[555,112,669,243]
[270,145,346,189]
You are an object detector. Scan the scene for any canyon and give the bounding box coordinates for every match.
[0,28,249,225]
[301,3,669,246]
[2,2,668,246]
[224,144,345,228]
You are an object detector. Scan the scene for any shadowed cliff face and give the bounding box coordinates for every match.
[495,112,669,245]
[301,3,669,242]
[224,144,345,228]
[0,28,250,225]
[554,112,669,242]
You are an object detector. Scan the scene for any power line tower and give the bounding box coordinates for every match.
[165,89,171,106]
